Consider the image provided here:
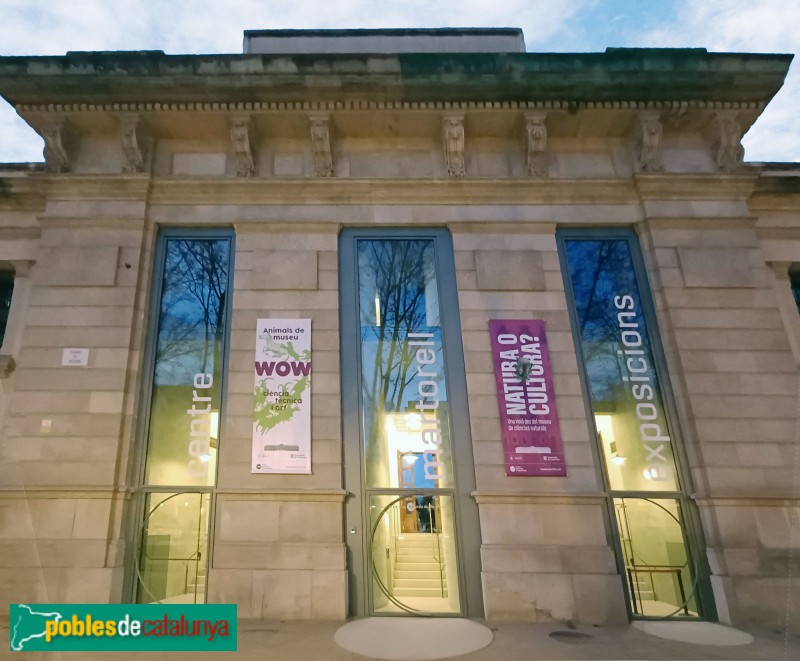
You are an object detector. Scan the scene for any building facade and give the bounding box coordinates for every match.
[0,29,798,630]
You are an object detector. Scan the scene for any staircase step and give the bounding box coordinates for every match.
[393,587,448,598]
[394,555,440,564]
[394,566,444,581]
[397,538,438,546]
[394,578,447,589]
[394,562,439,575]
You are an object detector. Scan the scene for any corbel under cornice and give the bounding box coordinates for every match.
[633,111,664,173]
[308,113,334,177]
[708,111,745,173]
[228,114,257,177]
[34,117,79,173]
[117,112,153,173]
[523,111,548,177]
[442,113,466,178]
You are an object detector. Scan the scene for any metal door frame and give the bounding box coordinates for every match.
[339,227,483,618]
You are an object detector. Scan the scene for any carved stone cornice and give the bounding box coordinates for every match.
[15,100,766,114]
[309,114,334,177]
[443,114,466,178]
[634,111,663,173]
[523,111,548,177]
[228,114,257,177]
[709,111,744,172]
[117,112,152,173]
[37,117,78,173]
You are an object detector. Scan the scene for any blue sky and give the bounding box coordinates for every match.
[1,0,797,162]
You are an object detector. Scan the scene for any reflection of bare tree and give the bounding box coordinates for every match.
[155,240,228,381]
[359,240,443,483]
[568,241,635,402]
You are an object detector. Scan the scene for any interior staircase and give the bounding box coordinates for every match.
[629,569,655,606]
[392,533,447,599]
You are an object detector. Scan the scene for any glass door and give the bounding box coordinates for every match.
[339,229,481,618]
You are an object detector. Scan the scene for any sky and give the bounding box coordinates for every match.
[1,0,798,163]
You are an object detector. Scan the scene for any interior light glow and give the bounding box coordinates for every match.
[405,412,423,431]
[611,456,627,465]
[375,294,381,326]
[209,411,219,441]
[199,454,211,463]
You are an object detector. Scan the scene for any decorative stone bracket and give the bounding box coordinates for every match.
[634,111,663,173]
[309,114,334,177]
[709,112,744,172]
[117,112,153,173]
[443,114,466,177]
[37,117,79,173]
[228,114,257,177]
[524,111,548,177]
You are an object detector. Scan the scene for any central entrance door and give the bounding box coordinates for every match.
[339,228,482,618]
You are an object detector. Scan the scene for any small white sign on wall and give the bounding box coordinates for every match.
[62,348,89,367]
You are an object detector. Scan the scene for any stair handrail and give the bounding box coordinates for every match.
[434,527,445,598]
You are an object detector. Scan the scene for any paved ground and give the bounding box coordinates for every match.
[2,618,799,660]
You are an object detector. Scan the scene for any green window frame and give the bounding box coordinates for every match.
[557,227,716,621]
[126,228,234,604]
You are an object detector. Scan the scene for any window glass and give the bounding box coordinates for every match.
[357,239,453,490]
[563,239,679,492]
[0,271,14,347]
[789,269,800,314]
[144,238,230,487]
[614,497,698,617]
[137,492,210,604]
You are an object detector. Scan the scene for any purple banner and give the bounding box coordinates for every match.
[489,320,566,477]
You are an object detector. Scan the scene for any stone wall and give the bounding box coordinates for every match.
[452,225,627,623]
[639,182,800,631]
[0,179,150,607]
[205,225,346,618]
[0,111,798,632]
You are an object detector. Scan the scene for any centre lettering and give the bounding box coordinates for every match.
[186,372,214,477]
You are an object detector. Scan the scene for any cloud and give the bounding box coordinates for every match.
[0,106,41,163]
[642,0,800,161]
[1,0,590,55]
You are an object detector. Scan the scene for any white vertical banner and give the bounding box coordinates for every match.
[252,319,312,474]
